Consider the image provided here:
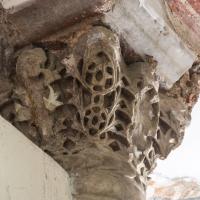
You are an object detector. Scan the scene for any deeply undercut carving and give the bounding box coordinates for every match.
[0,26,194,200]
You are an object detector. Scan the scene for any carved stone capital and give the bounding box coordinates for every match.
[0,26,195,199]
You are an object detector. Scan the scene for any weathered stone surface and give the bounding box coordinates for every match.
[0,26,160,199]
[0,14,199,199]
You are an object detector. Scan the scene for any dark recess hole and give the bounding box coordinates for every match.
[101,112,107,120]
[97,52,109,62]
[95,70,103,81]
[85,72,93,84]
[77,59,83,75]
[92,116,98,125]
[76,112,81,123]
[122,76,130,86]
[119,100,127,109]
[137,81,144,89]
[108,131,129,147]
[63,139,75,150]
[121,88,135,102]
[99,122,106,130]
[106,66,113,75]
[100,132,106,139]
[115,123,124,131]
[85,109,91,116]
[109,141,120,151]
[105,78,113,89]
[135,176,141,185]
[116,110,131,125]
[89,128,98,135]
[104,91,115,108]
[157,130,161,139]
[159,118,171,135]
[84,117,89,126]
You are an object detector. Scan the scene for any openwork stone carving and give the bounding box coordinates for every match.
[0,26,194,199]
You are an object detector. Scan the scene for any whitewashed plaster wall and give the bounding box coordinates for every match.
[0,116,72,200]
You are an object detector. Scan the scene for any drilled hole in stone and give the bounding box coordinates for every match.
[92,116,98,125]
[38,73,44,80]
[137,81,144,89]
[76,112,81,123]
[85,109,91,116]
[105,78,113,89]
[144,157,151,170]
[95,70,103,81]
[97,52,108,61]
[149,150,154,159]
[89,128,98,135]
[99,122,106,130]
[77,59,83,75]
[119,100,127,109]
[116,110,131,125]
[100,132,106,139]
[108,131,129,147]
[121,88,135,102]
[93,85,102,92]
[109,141,120,151]
[122,76,130,86]
[88,63,96,71]
[84,117,89,126]
[115,124,124,131]
[85,72,93,84]
[157,130,161,139]
[135,176,141,185]
[104,91,115,108]
[101,113,106,120]
[63,139,75,150]
[59,68,66,76]
[94,95,100,103]
[106,66,113,75]
[92,106,100,113]
[159,118,171,135]
[152,139,161,154]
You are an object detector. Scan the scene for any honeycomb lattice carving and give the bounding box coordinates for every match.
[0,27,160,184]
[0,26,190,197]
